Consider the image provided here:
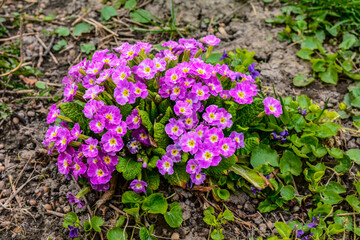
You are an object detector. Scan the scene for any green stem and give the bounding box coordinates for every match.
[75,186,90,199]
[205,45,213,60]
[57,115,74,123]
[246,111,266,127]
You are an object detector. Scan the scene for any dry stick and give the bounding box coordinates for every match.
[2,175,40,208]
[109,203,127,215]
[249,1,257,16]
[71,176,93,218]
[0,16,23,77]
[45,209,66,218]
[43,34,56,56]
[8,176,22,208]
[0,89,34,94]
[0,32,34,42]
[135,0,152,9]
[34,35,59,65]
[83,18,118,36]
[37,45,43,68]
[72,9,92,26]
[14,157,32,187]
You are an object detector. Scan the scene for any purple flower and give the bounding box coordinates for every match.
[195,124,209,141]
[83,100,105,119]
[114,80,135,105]
[174,101,192,116]
[132,58,157,80]
[251,187,261,195]
[47,104,60,124]
[230,81,259,104]
[57,152,72,175]
[112,65,131,84]
[203,105,221,125]
[229,131,245,149]
[83,85,105,100]
[68,224,79,238]
[157,156,174,175]
[136,41,152,53]
[179,131,202,154]
[126,109,141,130]
[219,137,236,157]
[181,112,199,130]
[308,216,319,228]
[67,192,84,208]
[101,130,124,153]
[271,132,283,141]
[101,152,118,169]
[190,172,206,185]
[90,182,110,192]
[153,57,166,72]
[195,146,221,168]
[126,138,140,154]
[203,35,220,46]
[165,118,185,140]
[70,123,82,141]
[186,159,199,175]
[97,105,122,130]
[219,50,230,61]
[56,128,71,152]
[203,128,224,146]
[191,83,210,101]
[206,76,223,96]
[114,121,128,137]
[63,83,78,102]
[129,179,147,194]
[87,163,111,185]
[165,144,182,162]
[297,229,304,238]
[82,137,99,158]
[86,61,104,76]
[165,67,184,85]
[298,107,307,116]
[134,82,148,99]
[263,97,283,118]
[132,127,150,146]
[218,108,233,129]
[89,114,105,133]
[71,158,87,180]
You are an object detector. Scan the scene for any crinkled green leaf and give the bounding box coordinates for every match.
[293,73,314,87]
[164,163,189,187]
[73,22,94,36]
[107,227,128,240]
[101,6,117,20]
[122,191,144,203]
[91,216,104,232]
[206,154,236,176]
[142,169,160,190]
[280,185,296,200]
[250,144,279,168]
[164,202,183,228]
[142,193,168,214]
[116,156,142,180]
[138,110,153,135]
[274,222,292,238]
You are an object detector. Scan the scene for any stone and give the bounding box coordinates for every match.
[259,223,267,232]
[171,232,180,240]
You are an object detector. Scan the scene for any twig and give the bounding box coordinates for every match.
[72,176,93,218]
[34,35,59,65]
[14,157,32,187]
[249,1,257,16]
[37,45,43,68]
[0,0,6,8]
[72,9,92,26]
[45,209,66,218]
[135,0,152,9]
[8,176,22,208]
[0,32,34,42]
[43,34,56,56]
[279,213,286,223]
[83,18,118,36]
[0,16,23,77]
[0,89,34,94]
[109,203,127,215]
[2,175,40,208]
[11,96,54,103]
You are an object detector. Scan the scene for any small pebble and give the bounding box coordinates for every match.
[12,117,19,125]
[36,192,42,198]
[69,50,76,57]
[63,206,71,213]
[43,204,52,210]
[259,223,267,232]
[0,180,4,189]
[0,166,5,171]
[171,232,180,240]
[29,199,37,206]
[43,186,50,193]
[28,44,34,51]
[27,111,35,117]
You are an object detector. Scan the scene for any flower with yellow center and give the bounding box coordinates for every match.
[109,138,116,145]
[238,91,245,98]
[61,138,67,145]
[106,114,113,122]
[172,149,178,155]
[120,73,126,79]
[117,128,123,134]
[173,88,180,94]
[204,152,212,160]
[144,67,151,73]
[135,88,141,94]
[75,164,80,170]
[97,122,102,128]
[209,113,215,119]
[128,51,134,56]
[171,74,178,81]
[188,140,195,147]
[64,160,68,167]
[186,119,192,125]
[136,183,142,188]
[197,90,204,96]
[133,116,139,123]
[164,161,170,168]
[89,145,95,151]
[222,145,229,150]
[179,108,185,113]
[198,69,205,74]
[140,133,147,139]
[97,169,104,176]
[123,89,129,96]
[220,117,226,123]
[210,135,218,142]
[172,126,179,133]
[269,105,275,111]
[90,79,94,84]
[104,156,111,164]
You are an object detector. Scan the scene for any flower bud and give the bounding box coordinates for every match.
[339,102,347,111]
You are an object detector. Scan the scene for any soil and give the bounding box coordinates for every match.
[0,0,359,239]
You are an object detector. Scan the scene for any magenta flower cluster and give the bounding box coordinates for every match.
[43,35,282,194]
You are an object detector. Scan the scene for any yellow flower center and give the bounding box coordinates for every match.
[117,127,123,133]
[220,117,226,123]
[94,69,98,74]
[235,137,239,143]
[186,119,192,125]
[156,63,161,68]
[106,114,113,121]
[198,131,203,137]
[75,164,80,170]
[120,73,126,79]
[110,138,116,145]
[97,169,104,176]
[136,88,141,94]
[94,158,98,164]
[188,140,195,147]
[134,116,139,123]
[222,145,228,150]
[132,142,137,147]
[128,51,134,56]
[173,126,178,132]
[97,122,102,128]
[136,183,142,188]
[191,165,196,170]
[140,133,147,139]
[123,89,129,96]
[104,59,110,63]
[90,145,95,151]
[238,92,245,98]
[180,108,185,113]
[269,106,275,111]
[172,149,178,155]
[198,69,205,74]
[171,75,178,81]
[196,174,202,179]
[104,156,111,164]
[183,68,189,73]
[61,138,67,145]
[64,160,68,167]
[197,90,203,96]
[205,152,212,159]
[144,67,151,73]
[209,113,215,119]
[174,88,180,94]
[210,136,218,142]
[70,89,74,95]
[164,162,170,168]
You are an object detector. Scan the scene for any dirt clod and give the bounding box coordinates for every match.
[43,204,52,210]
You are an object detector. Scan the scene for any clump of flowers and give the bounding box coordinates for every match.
[43,36,282,196]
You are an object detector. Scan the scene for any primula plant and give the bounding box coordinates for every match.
[43,34,356,239]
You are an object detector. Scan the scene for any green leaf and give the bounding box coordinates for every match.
[279,150,302,176]
[289,114,306,132]
[84,220,92,231]
[43,13,56,22]
[142,193,168,214]
[101,6,117,20]
[91,216,104,232]
[203,214,217,226]
[319,67,338,84]
[53,39,67,51]
[342,60,353,72]
[164,163,189,186]
[347,149,360,164]
[80,43,95,54]
[250,144,279,168]
[164,202,183,228]
[351,97,360,108]
[59,102,89,132]
[230,165,269,189]
[321,190,343,205]
[206,154,236,176]
[159,106,172,125]
[339,32,357,50]
[150,101,158,123]
[63,212,79,228]
[138,110,153,135]
[130,9,153,23]
[258,199,278,212]
[205,53,222,64]
[315,122,340,138]
[327,181,346,194]
[122,191,144,203]
[346,195,360,213]
[55,27,70,37]
[297,48,313,60]
[328,223,345,235]
[142,169,160,190]
[280,185,296,201]
[154,123,170,149]
[211,229,224,240]
[301,37,318,50]
[326,147,343,159]
[116,215,126,227]
[139,226,157,240]
[293,73,314,87]
[310,59,326,72]
[216,188,230,200]
[274,222,292,238]
[124,0,136,10]
[222,209,234,221]
[107,227,128,240]
[116,156,142,180]
[35,81,46,89]
[73,22,94,36]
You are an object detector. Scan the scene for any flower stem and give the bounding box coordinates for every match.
[75,186,90,199]
[57,115,74,123]
[205,45,213,60]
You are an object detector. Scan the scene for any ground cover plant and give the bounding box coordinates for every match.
[42,33,360,239]
[1,0,360,239]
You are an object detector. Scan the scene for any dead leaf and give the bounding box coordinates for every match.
[19,75,38,86]
[192,185,216,192]
[13,227,22,233]
[258,172,274,190]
